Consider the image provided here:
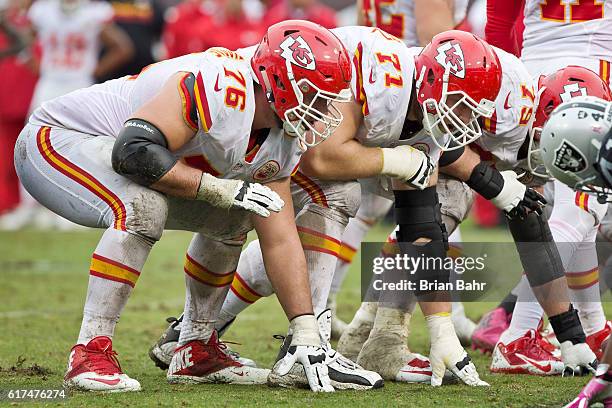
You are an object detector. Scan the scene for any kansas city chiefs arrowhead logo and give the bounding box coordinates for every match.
[553,140,587,173]
[559,83,588,102]
[434,41,465,79]
[279,35,316,71]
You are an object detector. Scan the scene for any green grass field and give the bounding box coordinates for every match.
[0,221,606,407]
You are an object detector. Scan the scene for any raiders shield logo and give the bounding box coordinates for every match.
[279,36,316,71]
[253,160,281,181]
[553,140,587,173]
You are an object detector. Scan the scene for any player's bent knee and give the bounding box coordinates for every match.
[125,189,168,241]
[393,187,449,297]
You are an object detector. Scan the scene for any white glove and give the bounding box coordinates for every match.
[381,145,435,189]
[426,314,489,387]
[560,341,598,377]
[274,315,334,392]
[490,170,527,212]
[196,173,284,217]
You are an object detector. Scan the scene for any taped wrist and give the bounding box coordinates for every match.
[196,173,241,208]
[466,162,504,200]
[112,119,178,186]
[392,187,449,299]
[290,314,320,347]
[549,305,586,345]
[508,212,565,287]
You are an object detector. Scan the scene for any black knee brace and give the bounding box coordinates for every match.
[508,212,565,287]
[393,187,449,298]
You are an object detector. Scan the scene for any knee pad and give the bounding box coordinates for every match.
[393,187,447,245]
[125,190,168,241]
[393,187,449,297]
[508,212,565,287]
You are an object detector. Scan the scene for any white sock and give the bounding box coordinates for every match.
[77,228,151,344]
[179,234,242,345]
[499,275,543,345]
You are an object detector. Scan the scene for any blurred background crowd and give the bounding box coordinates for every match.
[0,0,496,230]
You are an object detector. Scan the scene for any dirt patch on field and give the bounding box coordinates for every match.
[0,356,53,377]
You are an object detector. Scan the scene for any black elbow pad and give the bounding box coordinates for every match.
[112,119,178,186]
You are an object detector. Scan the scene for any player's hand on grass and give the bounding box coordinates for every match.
[427,313,489,387]
[560,341,598,377]
[275,344,334,392]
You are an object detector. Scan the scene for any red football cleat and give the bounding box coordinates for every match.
[490,330,564,375]
[472,307,511,354]
[586,321,612,360]
[167,331,269,385]
[64,336,141,392]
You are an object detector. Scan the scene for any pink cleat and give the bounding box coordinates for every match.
[563,376,610,408]
[472,307,511,354]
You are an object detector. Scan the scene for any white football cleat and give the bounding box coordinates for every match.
[64,336,141,392]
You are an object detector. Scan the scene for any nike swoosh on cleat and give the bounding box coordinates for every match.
[86,377,121,385]
[514,353,552,373]
[214,74,222,92]
[399,369,432,376]
[234,371,245,377]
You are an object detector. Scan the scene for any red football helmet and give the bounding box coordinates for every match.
[528,65,612,177]
[414,30,502,150]
[251,20,352,148]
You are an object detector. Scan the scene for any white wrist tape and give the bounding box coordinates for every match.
[196,172,241,209]
[290,314,321,347]
[381,146,426,181]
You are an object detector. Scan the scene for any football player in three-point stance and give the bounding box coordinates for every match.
[151,27,552,387]
[474,0,612,373]
[489,68,612,376]
[539,97,612,406]
[332,0,475,342]
[15,20,355,393]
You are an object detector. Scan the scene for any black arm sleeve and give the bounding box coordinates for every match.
[111,119,179,186]
[438,141,465,167]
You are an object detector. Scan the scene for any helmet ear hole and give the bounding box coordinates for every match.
[427,69,435,86]
[273,75,286,90]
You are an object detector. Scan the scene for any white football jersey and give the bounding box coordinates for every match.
[360,0,469,46]
[30,49,302,183]
[522,0,612,62]
[28,0,113,82]
[331,26,449,197]
[474,46,536,170]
